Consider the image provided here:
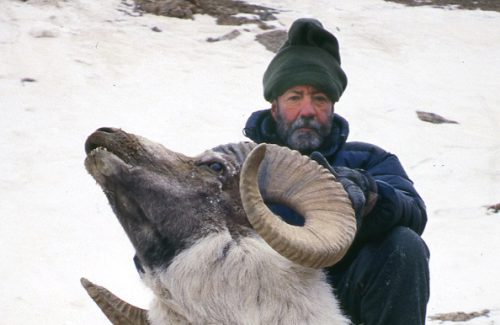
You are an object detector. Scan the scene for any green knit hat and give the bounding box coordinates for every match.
[263,18,347,102]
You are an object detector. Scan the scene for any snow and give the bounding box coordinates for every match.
[1,0,499,323]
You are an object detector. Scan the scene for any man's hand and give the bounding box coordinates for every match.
[310,152,378,223]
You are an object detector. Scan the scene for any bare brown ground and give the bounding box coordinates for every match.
[132,0,278,27]
[429,309,490,321]
[384,0,500,12]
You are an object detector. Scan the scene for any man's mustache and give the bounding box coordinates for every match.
[291,118,322,133]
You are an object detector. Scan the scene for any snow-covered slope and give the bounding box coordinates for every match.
[1,0,499,323]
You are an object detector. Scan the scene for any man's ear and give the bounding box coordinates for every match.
[271,101,278,120]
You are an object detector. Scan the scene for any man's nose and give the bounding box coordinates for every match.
[298,97,316,117]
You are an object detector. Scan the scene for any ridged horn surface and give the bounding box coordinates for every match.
[240,144,356,268]
[81,277,150,325]
[211,142,256,166]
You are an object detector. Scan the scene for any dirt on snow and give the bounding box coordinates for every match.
[384,0,500,12]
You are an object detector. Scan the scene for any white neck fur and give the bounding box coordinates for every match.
[144,231,349,325]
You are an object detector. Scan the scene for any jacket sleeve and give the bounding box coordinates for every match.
[345,143,427,242]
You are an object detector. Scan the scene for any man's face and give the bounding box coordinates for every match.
[272,85,335,153]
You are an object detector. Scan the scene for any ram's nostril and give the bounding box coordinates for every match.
[96,127,119,133]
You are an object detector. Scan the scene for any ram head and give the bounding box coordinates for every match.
[82,127,355,324]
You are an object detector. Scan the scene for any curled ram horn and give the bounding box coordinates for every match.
[240,143,356,268]
[80,278,150,325]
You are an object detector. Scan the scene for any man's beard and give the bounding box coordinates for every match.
[275,110,333,153]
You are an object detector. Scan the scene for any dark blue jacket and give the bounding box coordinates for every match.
[243,109,427,246]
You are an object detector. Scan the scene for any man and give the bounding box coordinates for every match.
[243,18,430,325]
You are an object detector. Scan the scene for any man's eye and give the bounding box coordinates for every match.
[208,162,225,173]
[313,96,328,103]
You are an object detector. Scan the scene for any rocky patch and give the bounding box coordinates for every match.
[133,0,279,27]
[255,29,287,53]
[486,203,500,214]
[385,0,500,12]
[416,111,459,124]
[131,0,284,51]
[429,309,490,322]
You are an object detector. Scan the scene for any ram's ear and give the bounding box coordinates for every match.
[81,278,150,325]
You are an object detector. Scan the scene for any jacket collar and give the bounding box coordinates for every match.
[243,109,349,158]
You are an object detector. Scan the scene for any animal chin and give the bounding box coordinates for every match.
[91,160,165,266]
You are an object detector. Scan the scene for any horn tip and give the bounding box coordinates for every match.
[80,277,99,292]
[254,143,267,156]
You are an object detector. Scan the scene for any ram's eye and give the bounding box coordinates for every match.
[196,159,227,176]
[208,162,225,174]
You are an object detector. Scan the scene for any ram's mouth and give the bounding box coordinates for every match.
[87,146,109,157]
[87,143,105,151]
[84,128,132,182]
[85,128,119,159]
[85,144,120,164]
